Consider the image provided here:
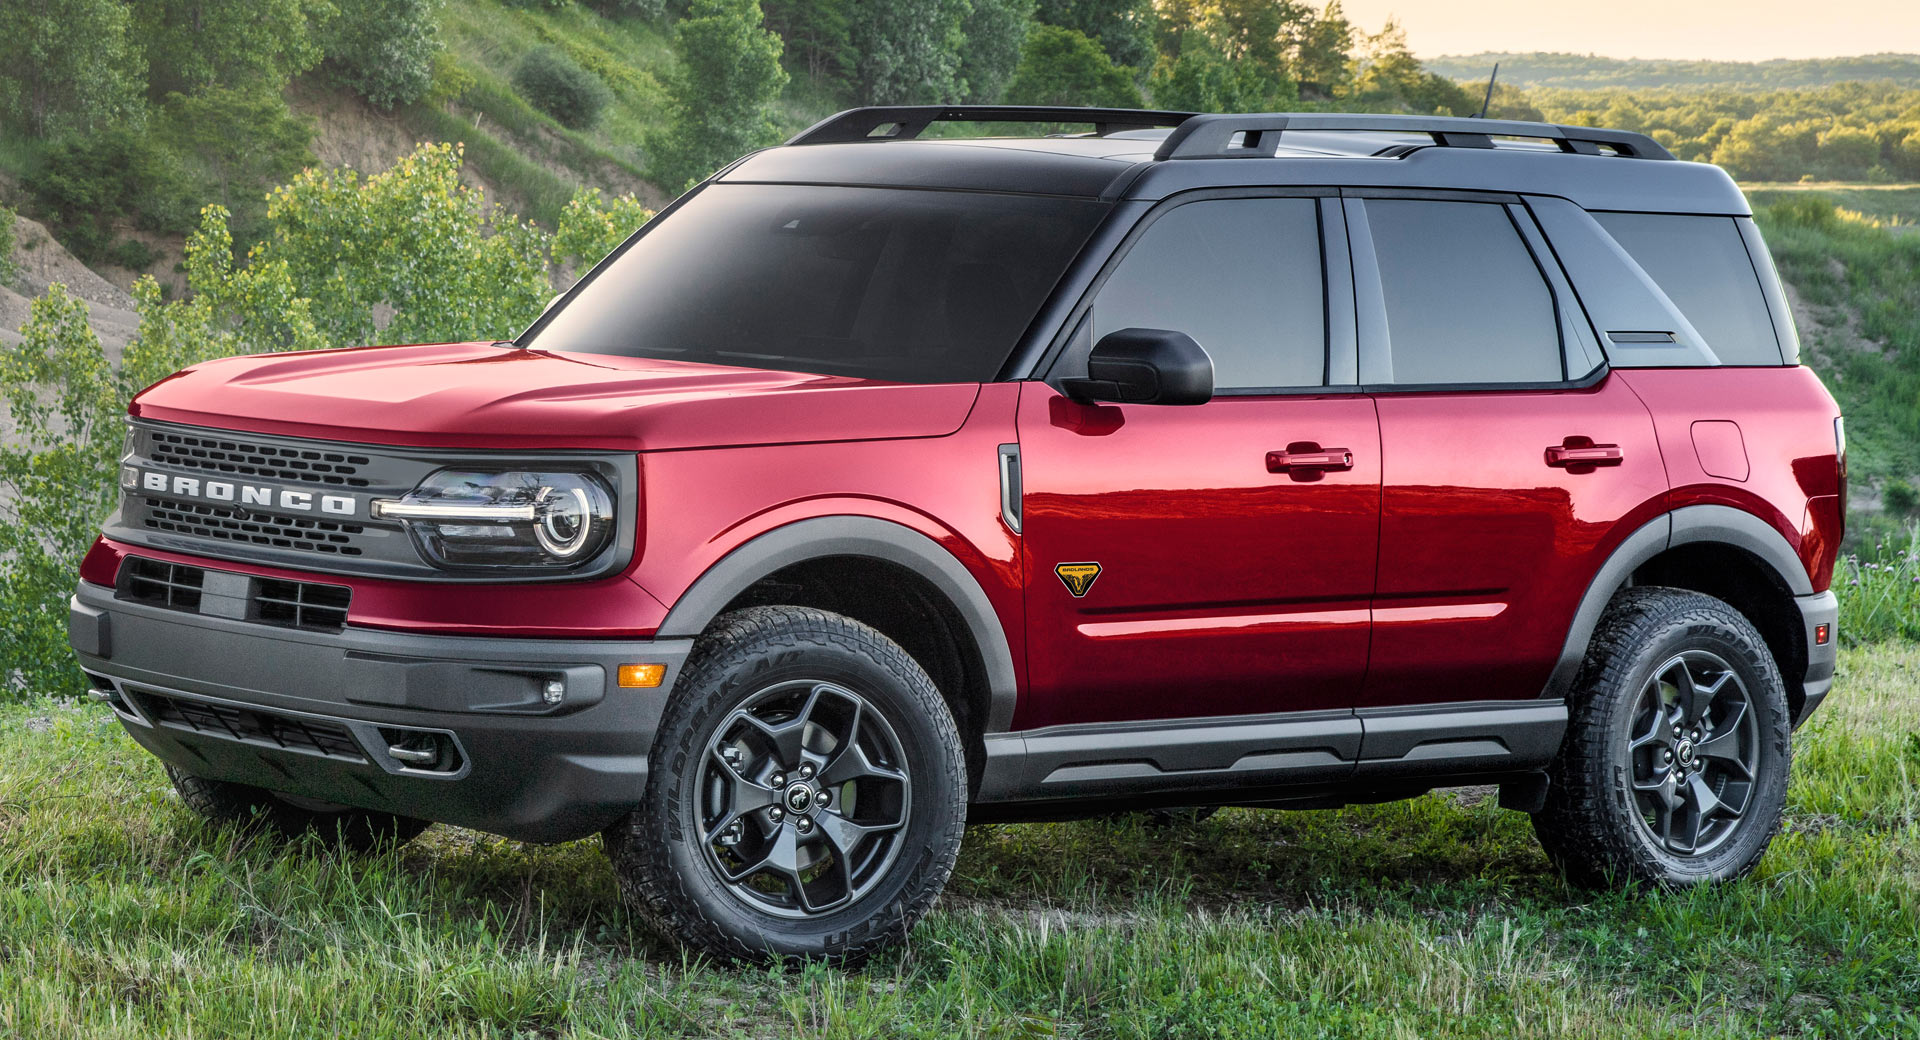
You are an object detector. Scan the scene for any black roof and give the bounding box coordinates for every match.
[719,107,1749,216]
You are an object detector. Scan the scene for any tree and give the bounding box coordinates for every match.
[646,0,788,192]
[133,0,334,98]
[959,0,1034,102]
[0,0,145,137]
[1150,33,1295,113]
[1005,25,1142,109]
[1349,19,1476,116]
[1289,2,1353,99]
[847,0,968,104]
[1032,0,1155,72]
[322,0,444,110]
[763,0,854,88]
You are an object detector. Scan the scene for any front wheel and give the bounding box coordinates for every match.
[1533,587,1791,887]
[604,606,967,966]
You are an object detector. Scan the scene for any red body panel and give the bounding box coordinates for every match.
[1361,373,1668,706]
[1016,386,1380,728]
[1617,367,1843,591]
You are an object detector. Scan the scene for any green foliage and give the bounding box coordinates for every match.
[1151,31,1297,112]
[1424,51,1920,91]
[1006,25,1143,109]
[1349,19,1476,116]
[957,0,1034,103]
[1033,0,1157,72]
[763,0,853,85]
[322,0,446,110]
[154,88,317,234]
[1884,480,1919,518]
[0,205,17,289]
[1837,527,1920,645]
[846,0,968,104]
[512,45,614,129]
[132,0,334,98]
[24,127,197,265]
[0,0,146,137]
[644,0,787,192]
[553,187,652,266]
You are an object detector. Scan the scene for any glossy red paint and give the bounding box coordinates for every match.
[131,343,981,451]
[1360,372,1669,707]
[1618,367,1843,591]
[1015,386,1380,728]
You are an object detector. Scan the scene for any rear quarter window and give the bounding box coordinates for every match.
[1592,213,1783,365]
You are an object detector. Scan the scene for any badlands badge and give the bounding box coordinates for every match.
[1054,562,1102,598]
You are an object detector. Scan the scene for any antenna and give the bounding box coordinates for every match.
[1475,62,1500,120]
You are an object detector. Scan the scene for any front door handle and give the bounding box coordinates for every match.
[1546,441,1624,467]
[1267,447,1353,473]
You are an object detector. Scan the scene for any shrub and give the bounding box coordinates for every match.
[23,126,196,263]
[1005,26,1142,108]
[1885,479,1919,517]
[554,188,653,269]
[512,46,613,129]
[645,0,787,192]
[322,0,445,110]
[0,205,17,288]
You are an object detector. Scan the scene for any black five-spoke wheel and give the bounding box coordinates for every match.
[1623,650,1759,856]
[699,680,911,917]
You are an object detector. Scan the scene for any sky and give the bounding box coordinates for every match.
[1333,0,1920,61]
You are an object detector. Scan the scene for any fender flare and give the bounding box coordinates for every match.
[1542,504,1813,699]
[655,515,1020,732]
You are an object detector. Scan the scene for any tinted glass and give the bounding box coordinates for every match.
[526,184,1109,383]
[1083,197,1326,389]
[1366,199,1562,385]
[1594,212,1782,365]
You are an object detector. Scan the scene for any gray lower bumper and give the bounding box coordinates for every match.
[1794,589,1838,728]
[69,581,692,842]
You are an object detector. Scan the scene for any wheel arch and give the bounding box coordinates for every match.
[655,516,1020,748]
[1546,505,1814,711]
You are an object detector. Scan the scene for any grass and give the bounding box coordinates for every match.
[3,646,1918,1037]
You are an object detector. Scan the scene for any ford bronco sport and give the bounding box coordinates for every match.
[70,107,1844,966]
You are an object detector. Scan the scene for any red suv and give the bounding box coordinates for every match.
[71,108,1844,965]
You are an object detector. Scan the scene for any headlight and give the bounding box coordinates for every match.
[373,469,616,571]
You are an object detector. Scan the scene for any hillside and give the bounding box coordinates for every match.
[1426,51,1920,90]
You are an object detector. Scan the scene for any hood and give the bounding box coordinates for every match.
[130,342,982,451]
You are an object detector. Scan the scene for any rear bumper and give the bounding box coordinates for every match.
[69,580,691,842]
[1794,589,1838,728]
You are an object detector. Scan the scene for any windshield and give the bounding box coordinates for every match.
[524,183,1111,383]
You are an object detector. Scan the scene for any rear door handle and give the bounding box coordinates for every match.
[1267,447,1353,472]
[1545,442,1624,467]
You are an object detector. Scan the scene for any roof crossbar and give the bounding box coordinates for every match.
[1153,113,1675,161]
[787,106,1199,146]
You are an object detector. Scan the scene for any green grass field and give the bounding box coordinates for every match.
[2,646,1916,1038]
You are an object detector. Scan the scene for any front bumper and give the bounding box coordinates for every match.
[1794,589,1838,728]
[70,580,691,842]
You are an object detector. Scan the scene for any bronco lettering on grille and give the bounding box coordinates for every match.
[136,469,358,517]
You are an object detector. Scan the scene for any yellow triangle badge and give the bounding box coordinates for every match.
[1055,562,1102,598]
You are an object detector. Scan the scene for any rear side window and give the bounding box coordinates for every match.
[1593,213,1782,365]
[1363,199,1562,385]
[1080,197,1326,390]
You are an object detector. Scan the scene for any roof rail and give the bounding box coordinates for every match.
[787,106,1198,146]
[1153,113,1675,162]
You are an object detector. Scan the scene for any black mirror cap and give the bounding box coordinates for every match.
[1060,328,1214,406]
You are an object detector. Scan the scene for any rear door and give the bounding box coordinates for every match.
[1345,193,1667,707]
[1015,193,1381,730]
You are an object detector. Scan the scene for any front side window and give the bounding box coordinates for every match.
[1075,197,1327,390]
[1593,212,1783,365]
[525,184,1111,383]
[1364,199,1563,385]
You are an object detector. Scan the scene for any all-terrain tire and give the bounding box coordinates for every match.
[1532,586,1791,887]
[166,765,430,852]
[603,606,967,968]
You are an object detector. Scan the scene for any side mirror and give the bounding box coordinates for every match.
[1061,328,1214,406]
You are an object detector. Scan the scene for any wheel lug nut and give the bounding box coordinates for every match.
[795,818,813,834]
[1663,749,1673,761]
[798,763,815,779]
[768,807,784,821]
[770,773,786,788]
[816,788,831,807]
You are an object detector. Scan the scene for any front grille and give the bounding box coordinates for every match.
[127,687,366,761]
[140,495,366,556]
[151,429,372,487]
[117,557,354,633]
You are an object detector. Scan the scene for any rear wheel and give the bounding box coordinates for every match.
[604,606,966,967]
[166,765,429,852]
[1533,587,1790,887]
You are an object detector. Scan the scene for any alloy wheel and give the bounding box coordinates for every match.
[1623,650,1761,857]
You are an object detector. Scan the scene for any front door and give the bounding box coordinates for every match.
[1015,195,1381,730]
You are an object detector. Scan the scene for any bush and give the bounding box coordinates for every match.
[554,188,652,268]
[1885,479,1919,517]
[512,46,613,129]
[23,126,196,264]
[1005,25,1142,108]
[0,205,17,288]
[322,0,445,110]
[645,0,787,192]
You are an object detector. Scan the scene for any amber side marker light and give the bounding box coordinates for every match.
[619,663,667,688]
[1815,624,1831,646]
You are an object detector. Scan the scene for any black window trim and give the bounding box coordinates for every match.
[1349,190,1612,396]
[1034,186,1355,397]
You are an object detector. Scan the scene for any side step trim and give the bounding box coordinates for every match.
[974,700,1566,804]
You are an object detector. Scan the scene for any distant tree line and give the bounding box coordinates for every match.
[1424,51,1920,92]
